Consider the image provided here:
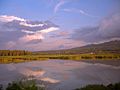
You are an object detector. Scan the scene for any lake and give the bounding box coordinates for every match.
[0,59,120,90]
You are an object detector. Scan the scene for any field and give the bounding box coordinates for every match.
[0,54,120,64]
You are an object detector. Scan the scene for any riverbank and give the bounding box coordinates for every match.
[0,54,120,64]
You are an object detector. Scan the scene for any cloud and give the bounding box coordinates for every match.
[5,41,16,49]
[38,27,58,33]
[54,0,68,13]
[19,22,44,27]
[26,37,85,51]
[63,8,98,18]
[0,15,88,50]
[50,31,70,38]
[21,30,35,34]
[19,27,59,43]
[54,0,65,13]
[19,33,44,43]
[0,15,59,49]
[0,15,26,22]
[54,0,97,18]
[71,13,120,43]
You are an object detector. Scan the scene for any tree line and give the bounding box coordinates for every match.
[0,50,32,56]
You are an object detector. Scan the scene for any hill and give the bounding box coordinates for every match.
[34,40,120,55]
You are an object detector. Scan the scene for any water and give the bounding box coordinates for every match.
[0,59,120,90]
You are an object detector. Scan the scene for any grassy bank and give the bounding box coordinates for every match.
[0,55,49,64]
[0,54,120,64]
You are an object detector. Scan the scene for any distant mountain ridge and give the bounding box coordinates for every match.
[34,40,120,54]
[71,40,120,54]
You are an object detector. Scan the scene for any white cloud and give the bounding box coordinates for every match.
[54,0,68,13]
[20,22,44,27]
[38,27,59,33]
[21,30,35,34]
[0,15,26,22]
[21,26,59,37]
[63,8,98,18]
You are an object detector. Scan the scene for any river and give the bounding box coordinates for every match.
[0,59,120,90]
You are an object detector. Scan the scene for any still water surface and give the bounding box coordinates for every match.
[0,60,120,90]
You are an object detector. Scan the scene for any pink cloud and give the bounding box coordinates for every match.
[19,33,44,43]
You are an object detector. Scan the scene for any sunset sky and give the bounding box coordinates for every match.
[0,0,120,51]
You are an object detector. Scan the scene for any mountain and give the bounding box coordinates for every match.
[34,40,120,54]
[70,40,120,54]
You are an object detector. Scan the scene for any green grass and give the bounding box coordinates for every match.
[0,54,120,64]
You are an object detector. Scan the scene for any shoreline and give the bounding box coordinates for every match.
[79,59,120,66]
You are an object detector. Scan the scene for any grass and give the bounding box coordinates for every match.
[75,82,120,90]
[0,55,49,64]
[0,53,120,64]
[0,77,45,90]
[0,79,120,90]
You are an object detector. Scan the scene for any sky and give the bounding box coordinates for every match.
[0,0,120,51]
